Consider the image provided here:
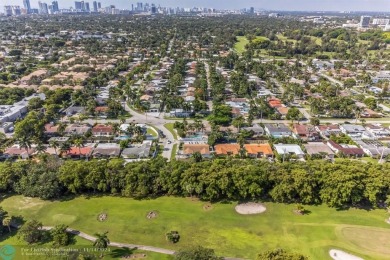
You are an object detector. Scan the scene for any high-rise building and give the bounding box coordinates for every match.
[151,4,156,14]
[38,2,49,14]
[372,18,390,25]
[250,7,254,14]
[360,16,371,28]
[93,1,98,12]
[5,6,22,16]
[23,0,31,14]
[137,2,143,11]
[85,2,90,12]
[4,6,12,16]
[12,6,22,15]
[52,1,59,12]
[75,1,82,10]
[98,2,101,9]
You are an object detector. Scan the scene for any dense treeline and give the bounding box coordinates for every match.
[1,156,390,209]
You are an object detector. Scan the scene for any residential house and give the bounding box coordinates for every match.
[44,123,59,136]
[276,107,289,119]
[95,106,109,116]
[169,109,192,118]
[121,141,152,159]
[327,140,365,157]
[355,140,390,158]
[244,143,274,158]
[48,137,70,144]
[264,124,294,138]
[315,124,342,138]
[64,144,94,159]
[292,124,319,141]
[242,124,265,137]
[181,144,212,158]
[304,142,335,159]
[340,124,375,140]
[225,98,249,117]
[92,124,114,137]
[273,144,305,159]
[92,143,121,158]
[214,143,241,156]
[64,106,86,117]
[268,98,283,108]
[365,124,390,139]
[0,122,13,134]
[64,124,91,136]
[4,145,36,159]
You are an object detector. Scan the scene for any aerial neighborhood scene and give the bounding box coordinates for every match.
[0,0,390,259]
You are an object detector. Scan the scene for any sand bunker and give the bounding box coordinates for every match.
[235,202,266,215]
[329,249,363,260]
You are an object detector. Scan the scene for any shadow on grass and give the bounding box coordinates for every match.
[109,247,138,258]
[0,228,18,243]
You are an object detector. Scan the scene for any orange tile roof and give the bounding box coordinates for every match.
[276,107,289,115]
[183,144,210,155]
[269,100,282,108]
[214,144,240,155]
[244,144,273,156]
[66,146,93,156]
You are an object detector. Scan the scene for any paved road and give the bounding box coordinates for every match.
[298,107,312,120]
[317,71,343,86]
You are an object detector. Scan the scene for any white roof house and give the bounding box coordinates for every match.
[274,144,305,158]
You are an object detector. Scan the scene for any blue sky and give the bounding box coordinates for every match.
[2,0,390,11]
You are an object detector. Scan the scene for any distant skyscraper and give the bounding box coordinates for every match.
[23,0,31,13]
[38,1,49,14]
[97,2,101,9]
[137,2,143,11]
[4,6,12,16]
[75,1,82,10]
[250,7,254,14]
[52,1,59,12]
[360,16,371,28]
[85,2,90,12]
[151,4,156,14]
[93,1,98,12]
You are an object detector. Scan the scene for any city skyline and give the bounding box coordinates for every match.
[2,0,390,12]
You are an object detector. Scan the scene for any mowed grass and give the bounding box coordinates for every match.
[1,195,390,259]
[0,232,172,260]
[171,144,178,160]
[163,123,178,140]
[234,36,249,54]
[234,36,270,55]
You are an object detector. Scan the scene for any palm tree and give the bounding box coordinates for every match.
[35,142,47,155]
[93,231,110,258]
[59,142,71,157]
[134,125,143,137]
[73,138,84,159]
[192,151,203,162]
[18,137,32,159]
[2,216,12,233]
[57,122,67,135]
[49,140,59,157]
[111,123,120,137]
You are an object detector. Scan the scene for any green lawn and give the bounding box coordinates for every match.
[1,196,390,259]
[233,36,249,54]
[147,126,158,137]
[0,230,171,260]
[171,144,178,160]
[164,123,178,140]
[234,36,270,55]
